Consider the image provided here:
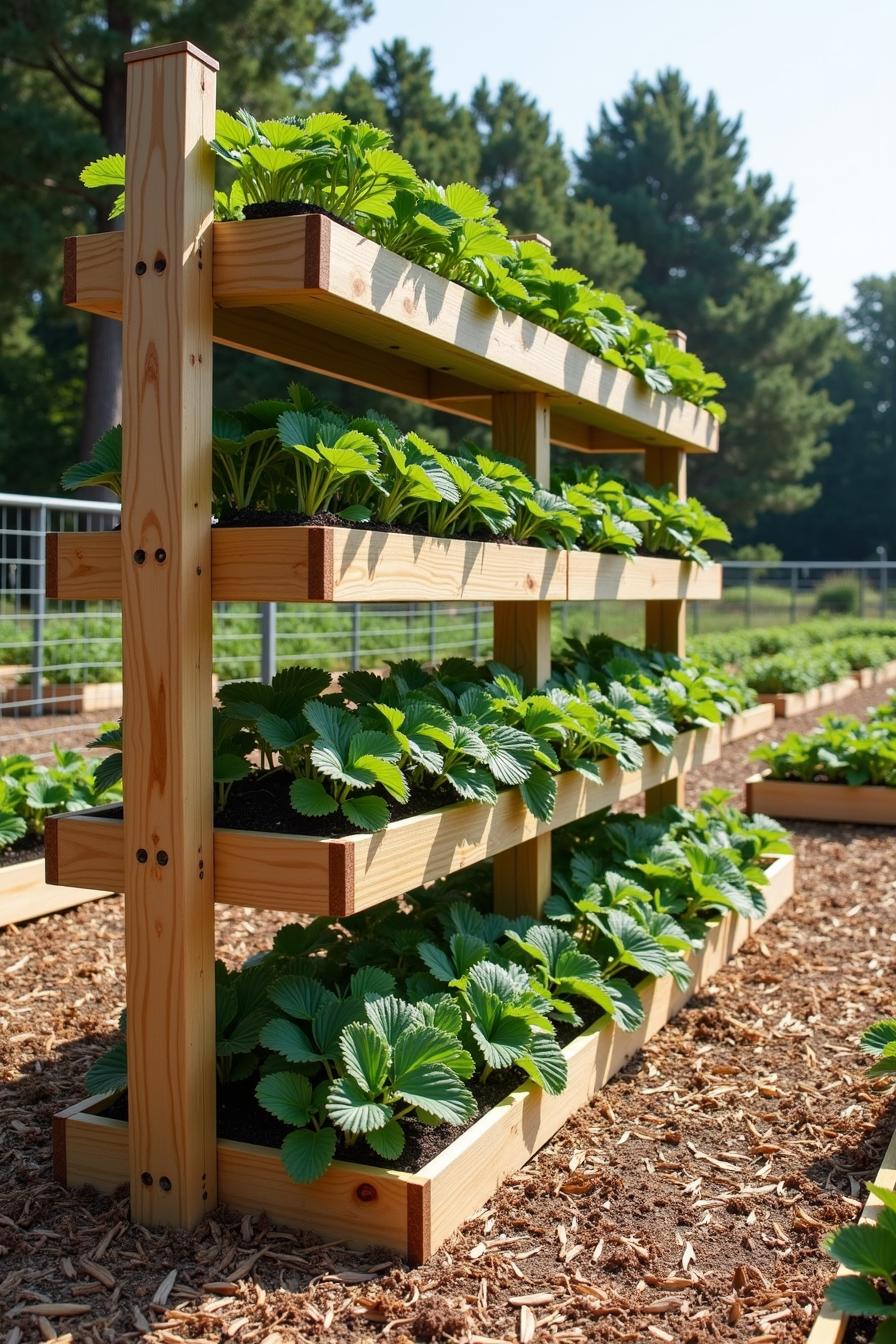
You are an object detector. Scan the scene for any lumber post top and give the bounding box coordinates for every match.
[125,41,219,71]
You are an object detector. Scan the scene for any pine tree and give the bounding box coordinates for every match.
[0,0,371,489]
[576,70,847,527]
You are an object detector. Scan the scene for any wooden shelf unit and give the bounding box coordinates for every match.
[48,41,729,1243]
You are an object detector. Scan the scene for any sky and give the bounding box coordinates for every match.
[334,0,894,315]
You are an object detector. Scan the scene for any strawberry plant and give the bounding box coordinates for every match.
[753,710,896,787]
[82,113,725,416]
[0,746,122,854]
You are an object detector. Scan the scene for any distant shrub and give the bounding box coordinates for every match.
[814,575,861,615]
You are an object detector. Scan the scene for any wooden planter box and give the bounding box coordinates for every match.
[719,702,775,745]
[758,677,858,719]
[46,527,719,605]
[53,851,794,1261]
[65,216,719,458]
[852,659,896,690]
[45,727,721,917]
[746,771,896,825]
[807,1124,896,1344]
[0,681,124,715]
[0,854,114,926]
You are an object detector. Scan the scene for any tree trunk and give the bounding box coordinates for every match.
[79,6,130,461]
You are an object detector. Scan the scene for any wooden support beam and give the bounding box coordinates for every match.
[121,41,218,1227]
[492,392,552,919]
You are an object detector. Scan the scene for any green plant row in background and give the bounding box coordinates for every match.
[94,641,752,833]
[693,619,896,694]
[82,110,725,415]
[85,792,788,1184]
[0,748,122,852]
[63,381,729,564]
[753,694,896,787]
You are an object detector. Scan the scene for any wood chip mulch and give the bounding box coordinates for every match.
[2,679,895,1343]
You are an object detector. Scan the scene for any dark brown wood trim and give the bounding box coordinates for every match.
[306,526,334,601]
[328,843,354,917]
[43,815,59,885]
[406,1179,431,1265]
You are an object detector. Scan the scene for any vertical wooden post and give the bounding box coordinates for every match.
[644,329,688,811]
[492,392,552,917]
[121,41,218,1227]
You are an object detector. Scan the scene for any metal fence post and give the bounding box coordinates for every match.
[859,568,865,618]
[30,504,47,713]
[351,603,361,670]
[745,567,753,628]
[260,602,277,683]
[789,566,798,624]
[878,548,889,617]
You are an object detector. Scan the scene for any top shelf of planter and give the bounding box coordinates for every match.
[65,215,718,457]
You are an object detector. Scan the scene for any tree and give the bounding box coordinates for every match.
[0,0,371,485]
[576,70,847,527]
[760,277,895,559]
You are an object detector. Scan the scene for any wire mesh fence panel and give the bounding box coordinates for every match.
[2,493,895,760]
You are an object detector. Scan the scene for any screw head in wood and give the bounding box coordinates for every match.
[140,1171,153,1185]
[156,850,169,866]
[136,849,148,863]
[355,1182,378,1202]
[154,548,166,563]
[154,257,167,273]
[135,261,147,276]
[159,1176,172,1192]
[133,549,146,565]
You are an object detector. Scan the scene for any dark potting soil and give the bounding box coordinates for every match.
[214,769,454,839]
[0,836,43,869]
[213,508,524,547]
[241,201,354,229]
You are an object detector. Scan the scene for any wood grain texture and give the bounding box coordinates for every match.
[0,856,113,927]
[759,677,870,718]
[48,729,721,915]
[643,441,688,811]
[121,45,217,1227]
[719,702,775,745]
[491,392,553,919]
[57,854,794,1261]
[746,772,896,826]
[62,225,719,455]
[46,528,722,604]
[806,1123,896,1344]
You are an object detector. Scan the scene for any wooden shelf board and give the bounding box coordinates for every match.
[64,222,719,456]
[719,702,774,745]
[746,771,896,826]
[54,853,794,1260]
[0,856,115,926]
[45,726,721,916]
[46,527,720,605]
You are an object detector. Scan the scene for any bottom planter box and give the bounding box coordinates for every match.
[807,1124,896,1344]
[720,702,775,744]
[54,853,794,1261]
[0,855,114,926]
[747,771,896,826]
[758,677,858,719]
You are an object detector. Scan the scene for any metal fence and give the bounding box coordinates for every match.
[2,492,895,759]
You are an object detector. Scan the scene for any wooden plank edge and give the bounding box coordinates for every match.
[720,703,776,745]
[0,855,115,926]
[48,729,720,912]
[62,230,719,455]
[56,855,794,1259]
[806,1123,896,1344]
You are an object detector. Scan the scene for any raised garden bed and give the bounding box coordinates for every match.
[46,527,720,604]
[1,681,124,715]
[758,676,859,719]
[853,658,896,690]
[807,1123,896,1344]
[746,771,896,826]
[0,852,114,926]
[53,851,795,1261]
[46,726,721,916]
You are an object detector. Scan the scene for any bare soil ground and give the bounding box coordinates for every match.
[1,679,895,1343]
